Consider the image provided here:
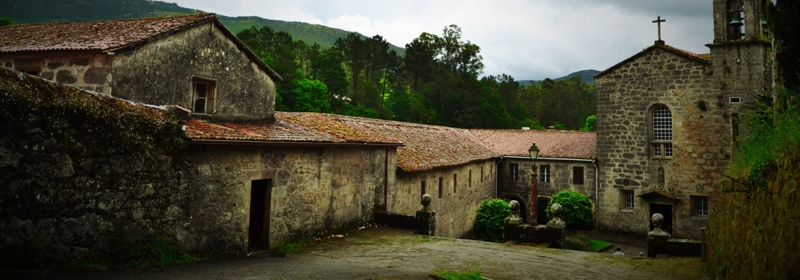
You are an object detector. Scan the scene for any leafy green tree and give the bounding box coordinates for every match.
[0,17,14,27]
[580,115,596,131]
[473,198,511,242]
[545,190,594,230]
[291,76,330,112]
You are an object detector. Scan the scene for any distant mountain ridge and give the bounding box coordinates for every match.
[519,69,600,86]
[0,0,406,55]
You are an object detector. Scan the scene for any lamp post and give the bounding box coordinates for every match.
[529,143,540,225]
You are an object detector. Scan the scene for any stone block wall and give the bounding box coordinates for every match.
[0,53,111,94]
[596,46,726,239]
[0,69,186,265]
[110,21,277,122]
[497,158,596,224]
[392,160,495,238]
[183,145,394,250]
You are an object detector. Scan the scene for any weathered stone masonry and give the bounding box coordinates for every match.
[392,160,495,238]
[184,144,394,249]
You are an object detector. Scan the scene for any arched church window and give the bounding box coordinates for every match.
[652,106,673,158]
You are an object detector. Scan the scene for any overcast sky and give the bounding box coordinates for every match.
[169,0,714,80]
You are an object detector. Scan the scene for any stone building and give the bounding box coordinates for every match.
[471,129,597,225]
[594,0,773,239]
[0,13,281,122]
[0,13,504,259]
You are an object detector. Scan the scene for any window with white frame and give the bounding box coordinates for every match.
[692,196,709,216]
[540,165,550,182]
[192,78,216,114]
[622,190,634,209]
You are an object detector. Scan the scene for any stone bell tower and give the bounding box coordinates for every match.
[708,0,774,116]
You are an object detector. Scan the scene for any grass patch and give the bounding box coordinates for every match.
[433,269,482,280]
[588,239,611,252]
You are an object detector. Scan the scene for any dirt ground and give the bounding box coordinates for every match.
[13,226,707,280]
[303,226,705,279]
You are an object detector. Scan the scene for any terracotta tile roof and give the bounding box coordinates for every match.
[0,14,215,53]
[184,119,341,142]
[594,41,710,79]
[0,13,282,81]
[278,112,498,172]
[185,112,499,172]
[469,129,596,159]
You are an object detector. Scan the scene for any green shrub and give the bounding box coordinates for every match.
[473,198,510,242]
[545,190,593,230]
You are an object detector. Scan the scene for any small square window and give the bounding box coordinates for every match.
[192,78,216,114]
[621,190,634,209]
[652,143,673,158]
[692,196,709,216]
[729,97,742,104]
[540,165,550,183]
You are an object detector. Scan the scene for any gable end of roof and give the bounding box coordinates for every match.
[594,41,710,79]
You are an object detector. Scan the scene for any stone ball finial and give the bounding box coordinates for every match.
[421,194,431,206]
[546,203,565,229]
[420,194,433,213]
[504,200,523,226]
[648,213,668,238]
[550,203,563,217]
[651,213,664,227]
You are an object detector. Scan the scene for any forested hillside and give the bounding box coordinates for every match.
[238,24,596,129]
[1,0,596,129]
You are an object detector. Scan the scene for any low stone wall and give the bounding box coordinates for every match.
[375,194,436,236]
[503,201,566,248]
[648,238,702,257]
[646,213,701,257]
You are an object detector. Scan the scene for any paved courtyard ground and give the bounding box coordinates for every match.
[14,227,706,280]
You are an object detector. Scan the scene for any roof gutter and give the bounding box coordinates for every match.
[187,139,403,148]
[502,156,594,162]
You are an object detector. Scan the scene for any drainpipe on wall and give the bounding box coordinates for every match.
[593,158,599,230]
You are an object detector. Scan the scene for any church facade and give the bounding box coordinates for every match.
[594,0,774,239]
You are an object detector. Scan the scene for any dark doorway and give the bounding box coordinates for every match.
[537,197,551,225]
[248,179,271,250]
[649,203,673,235]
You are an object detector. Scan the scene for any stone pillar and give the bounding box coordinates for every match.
[647,213,669,257]
[504,200,523,242]
[545,203,566,248]
[415,194,436,236]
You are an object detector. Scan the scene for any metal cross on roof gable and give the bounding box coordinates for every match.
[653,16,666,41]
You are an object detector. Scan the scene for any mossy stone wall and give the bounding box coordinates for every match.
[0,67,187,267]
[708,154,800,279]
